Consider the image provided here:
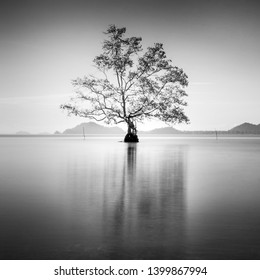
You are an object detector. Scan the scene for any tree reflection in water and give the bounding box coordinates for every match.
[102,143,187,259]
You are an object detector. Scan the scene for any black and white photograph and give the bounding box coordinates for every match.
[1,0,260,262]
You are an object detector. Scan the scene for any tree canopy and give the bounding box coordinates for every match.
[61,25,189,129]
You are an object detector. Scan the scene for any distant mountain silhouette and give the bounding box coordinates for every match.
[229,122,260,134]
[63,122,124,134]
[36,121,258,135]
[11,122,260,136]
[62,122,260,135]
[139,127,180,134]
[62,122,182,135]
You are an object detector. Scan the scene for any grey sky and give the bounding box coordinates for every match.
[1,0,260,133]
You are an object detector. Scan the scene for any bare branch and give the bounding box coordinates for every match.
[61,24,189,130]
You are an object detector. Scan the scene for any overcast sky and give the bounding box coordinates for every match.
[1,0,259,133]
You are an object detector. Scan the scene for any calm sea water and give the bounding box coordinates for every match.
[0,136,260,259]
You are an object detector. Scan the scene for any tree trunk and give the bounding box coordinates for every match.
[124,121,139,142]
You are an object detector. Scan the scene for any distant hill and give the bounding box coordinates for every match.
[62,122,182,135]
[229,122,260,134]
[54,121,260,135]
[139,127,180,134]
[63,122,124,134]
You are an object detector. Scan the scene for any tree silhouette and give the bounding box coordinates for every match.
[61,25,189,142]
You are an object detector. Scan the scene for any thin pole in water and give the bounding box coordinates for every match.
[215,130,218,140]
[83,127,85,140]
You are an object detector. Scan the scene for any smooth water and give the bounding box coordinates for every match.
[0,136,260,259]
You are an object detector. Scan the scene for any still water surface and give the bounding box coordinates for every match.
[0,136,260,259]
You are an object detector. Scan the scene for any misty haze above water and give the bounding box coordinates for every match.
[0,137,260,259]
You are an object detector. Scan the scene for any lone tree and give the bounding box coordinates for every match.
[61,25,189,142]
